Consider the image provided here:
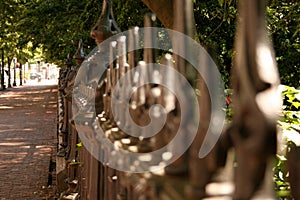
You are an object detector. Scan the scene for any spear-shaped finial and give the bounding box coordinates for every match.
[91,0,121,45]
[73,39,85,65]
[65,53,73,69]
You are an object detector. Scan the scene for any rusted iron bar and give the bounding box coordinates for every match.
[91,0,120,45]
[128,27,139,71]
[229,0,281,199]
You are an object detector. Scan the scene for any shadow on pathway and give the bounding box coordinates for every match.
[0,83,58,199]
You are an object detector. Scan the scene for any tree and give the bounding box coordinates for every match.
[142,0,299,88]
[15,0,102,65]
[0,0,19,88]
[2,0,299,87]
[0,1,35,69]
[267,0,300,88]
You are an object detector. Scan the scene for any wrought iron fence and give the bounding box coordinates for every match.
[55,0,298,199]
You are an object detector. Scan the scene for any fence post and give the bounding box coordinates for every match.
[229,0,280,199]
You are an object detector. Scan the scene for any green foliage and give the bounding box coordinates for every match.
[281,86,300,110]
[15,0,101,64]
[275,85,300,199]
[0,1,27,68]
[274,154,291,199]
[114,0,151,30]
[76,142,83,151]
[1,0,299,85]
[3,0,152,65]
[193,0,237,87]
[267,0,300,88]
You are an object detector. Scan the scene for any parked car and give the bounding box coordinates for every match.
[29,72,42,80]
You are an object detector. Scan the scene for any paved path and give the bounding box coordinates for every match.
[0,82,57,199]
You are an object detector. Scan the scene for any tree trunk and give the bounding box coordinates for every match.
[7,57,11,88]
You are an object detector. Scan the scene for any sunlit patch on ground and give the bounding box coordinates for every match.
[0,83,57,199]
[0,106,14,109]
[24,79,58,86]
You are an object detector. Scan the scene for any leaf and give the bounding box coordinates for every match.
[69,161,81,166]
[277,155,287,161]
[275,181,285,186]
[295,93,300,101]
[292,101,300,109]
[276,190,291,197]
[278,121,292,130]
[227,18,231,24]
[218,0,224,6]
[286,94,295,103]
[76,142,82,148]
[76,142,83,151]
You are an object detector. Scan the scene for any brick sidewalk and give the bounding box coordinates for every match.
[0,84,57,199]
